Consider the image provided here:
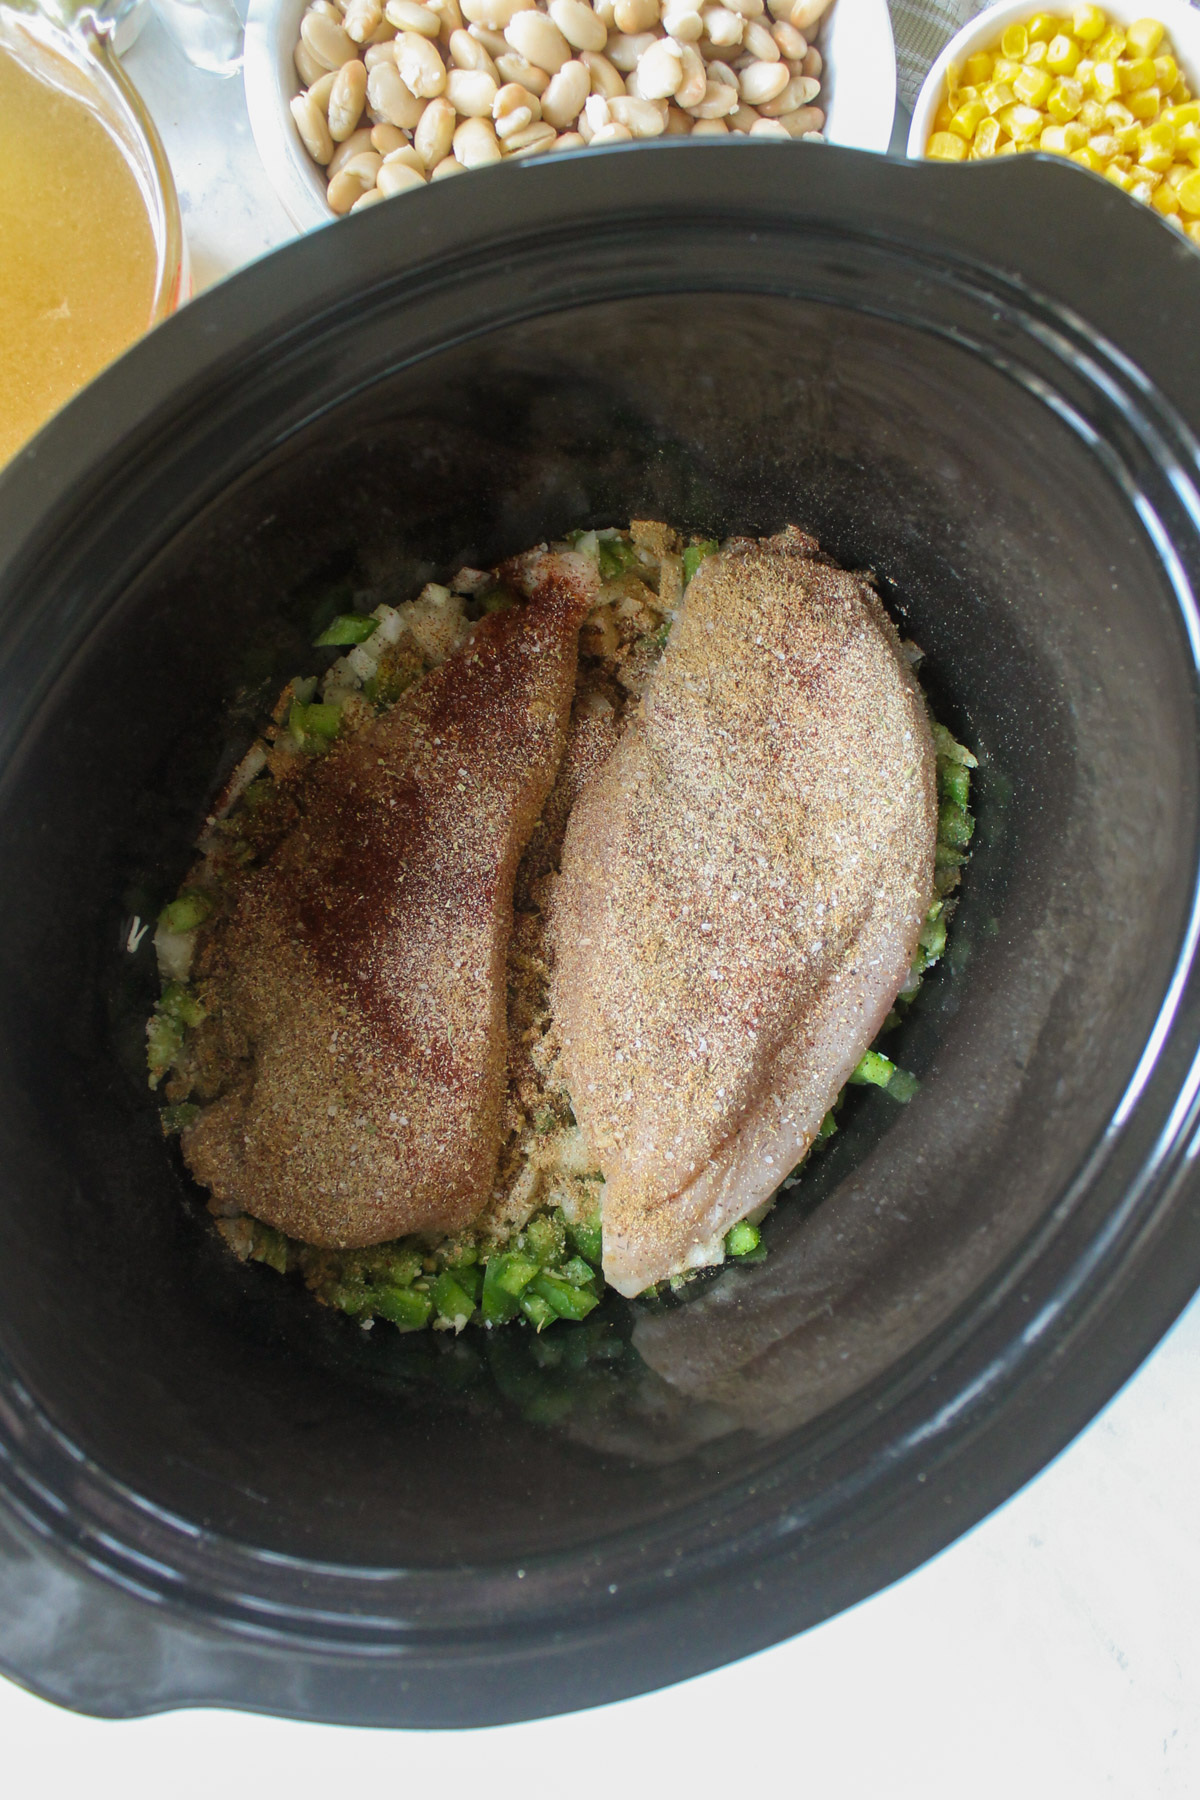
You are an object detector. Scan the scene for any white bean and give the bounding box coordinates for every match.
[706,57,737,85]
[396,30,447,92]
[554,128,586,146]
[590,119,633,139]
[378,156,428,191]
[385,0,441,33]
[461,0,534,24]
[381,141,426,169]
[307,67,339,108]
[801,44,820,76]
[294,37,327,84]
[503,118,557,148]
[583,91,611,129]
[613,0,658,27]
[453,114,503,161]
[635,35,683,95]
[579,48,625,95]
[367,59,427,124]
[431,153,467,175]
[661,1,702,38]
[723,0,764,13]
[504,10,571,71]
[351,186,387,208]
[446,67,500,111]
[329,124,375,173]
[769,18,805,55]
[741,19,778,58]
[494,51,550,90]
[428,0,465,31]
[781,0,830,24]
[329,57,369,137]
[728,100,758,128]
[330,170,370,214]
[494,79,541,134]
[291,90,335,162]
[689,114,728,131]
[604,28,655,68]
[664,100,692,129]
[593,0,616,22]
[449,27,498,73]
[364,37,398,64]
[541,58,590,125]
[701,5,742,46]
[370,119,408,150]
[301,10,360,67]
[738,57,787,102]
[774,99,822,133]
[748,113,789,135]
[608,93,666,132]
[548,0,608,51]
[688,75,739,114]
[674,39,707,104]
[414,93,457,161]
[755,69,817,113]
[468,21,509,53]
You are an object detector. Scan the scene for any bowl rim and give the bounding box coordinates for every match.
[243,0,898,235]
[2,145,1200,1726]
[906,0,1200,159]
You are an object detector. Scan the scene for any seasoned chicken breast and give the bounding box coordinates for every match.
[182,550,598,1247]
[550,530,937,1297]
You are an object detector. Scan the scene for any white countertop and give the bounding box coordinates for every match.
[3,22,1197,1793]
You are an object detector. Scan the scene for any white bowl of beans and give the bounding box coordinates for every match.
[244,0,896,229]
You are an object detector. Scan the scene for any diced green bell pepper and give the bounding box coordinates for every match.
[313,614,379,647]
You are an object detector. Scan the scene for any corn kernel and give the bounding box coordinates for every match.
[982,81,1018,114]
[1027,40,1051,69]
[1126,17,1165,58]
[1137,140,1174,171]
[1072,4,1106,41]
[1045,33,1081,74]
[1129,178,1157,202]
[1119,55,1157,92]
[1165,103,1200,128]
[1089,130,1120,159]
[972,115,1002,156]
[1103,99,1135,125]
[1048,76,1085,120]
[1178,120,1200,158]
[1141,117,1176,152]
[1115,122,1142,151]
[995,139,1018,155]
[1167,160,1192,188]
[1176,168,1200,211]
[1094,26,1126,59]
[927,130,970,161]
[1166,210,1185,229]
[950,98,988,137]
[1071,144,1104,168]
[999,102,1047,142]
[965,52,994,85]
[1104,161,1135,188]
[1076,56,1096,85]
[1091,60,1122,100]
[1001,23,1029,58]
[1014,65,1055,106]
[957,85,980,102]
[1040,122,1088,154]
[1128,87,1162,120]
[1027,12,1060,42]
[1154,55,1178,91]
[1131,165,1162,187]
[1169,78,1191,105]
[1152,178,1181,211]
[934,98,957,131]
[1185,222,1200,245]
[992,57,1023,82]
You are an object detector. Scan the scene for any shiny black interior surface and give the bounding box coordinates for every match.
[1,146,1199,1723]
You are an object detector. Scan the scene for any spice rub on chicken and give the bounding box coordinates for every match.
[549,529,939,1298]
[180,550,598,1248]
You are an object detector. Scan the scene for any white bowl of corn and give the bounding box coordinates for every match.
[907,0,1200,245]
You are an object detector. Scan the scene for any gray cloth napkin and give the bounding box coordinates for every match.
[888,0,982,108]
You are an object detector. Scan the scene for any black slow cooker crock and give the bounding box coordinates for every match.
[2,143,1200,1726]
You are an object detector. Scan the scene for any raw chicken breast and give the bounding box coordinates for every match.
[182,550,597,1247]
[549,529,937,1296]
